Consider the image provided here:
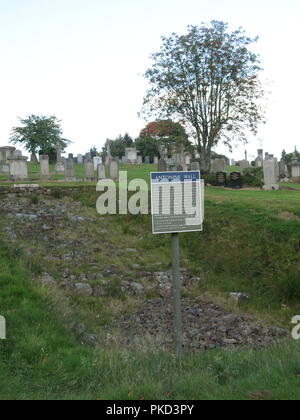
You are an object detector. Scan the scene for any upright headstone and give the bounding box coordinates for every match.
[40,155,50,180]
[229,172,242,189]
[145,156,150,164]
[65,158,76,182]
[93,156,102,171]
[125,148,138,164]
[288,155,300,180]
[279,159,287,178]
[263,160,279,190]
[157,158,167,172]
[84,158,96,181]
[97,164,106,180]
[0,146,16,174]
[55,144,65,174]
[8,156,29,181]
[216,172,227,187]
[239,159,251,174]
[110,159,119,180]
[211,158,226,173]
[255,149,264,168]
[137,156,143,165]
[190,161,200,171]
[154,157,159,165]
[77,154,83,164]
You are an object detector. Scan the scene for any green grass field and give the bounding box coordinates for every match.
[1,163,300,400]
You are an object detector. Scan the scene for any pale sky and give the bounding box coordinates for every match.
[0,0,299,161]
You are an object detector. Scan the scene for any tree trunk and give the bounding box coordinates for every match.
[199,148,211,173]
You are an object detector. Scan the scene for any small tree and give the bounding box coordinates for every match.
[142,21,265,170]
[10,115,70,160]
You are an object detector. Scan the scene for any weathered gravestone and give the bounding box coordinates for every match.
[77,154,83,164]
[97,164,106,180]
[216,172,227,187]
[145,156,150,164]
[211,158,226,173]
[229,172,242,189]
[157,158,167,172]
[190,161,200,171]
[93,156,102,171]
[279,159,286,178]
[263,160,279,190]
[169,164,183,172]
[110,159,119,180]
[65,158,76,182]
[40,155,50,180]
[239,159,251,174]
[55,144,65,174]
[154,157,159,165]
[8,156,29,181]
[84,158,96,181]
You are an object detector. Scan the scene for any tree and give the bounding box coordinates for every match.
[139,120,191,155]
[135,136,159,162]
[103,134,134,159]
[141,21,265,170]
[10,115,70,160]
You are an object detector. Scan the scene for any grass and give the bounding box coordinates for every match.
[2,164,300,399]
[0,241,300,400]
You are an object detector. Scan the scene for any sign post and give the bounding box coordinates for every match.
[172,232,182,357]
[151,171,204,357]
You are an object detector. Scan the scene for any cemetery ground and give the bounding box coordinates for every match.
[1,165,300,399]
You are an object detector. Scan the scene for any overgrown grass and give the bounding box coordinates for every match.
[0,242,300,400]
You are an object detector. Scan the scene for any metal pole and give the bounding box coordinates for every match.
[171,232,182,357]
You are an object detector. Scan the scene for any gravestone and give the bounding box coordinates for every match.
[65,158,76,182]
[68,153,74,159]
[279,159,286,178]
[40,155,50,180]
[8,156,29,181]
[255,149,264,168]
[157,158,167,172]
[216,172,227,187]
[190,161,200,171]
[169,164,183,172]
[84,158,96,181]
[288,158,300,181]
[229,172,242,189]
[263,160,279,190]
[77,154,83,164]
[93,156,102,171]
[97,164,106,180]
[211,158,226,173]
[154,157,159,165]
[110,159,119,180]
[239,159,251,174]
[55,144,64,174]
[125,148,138,164]
[137,156,143,165]
[145,156,150,164]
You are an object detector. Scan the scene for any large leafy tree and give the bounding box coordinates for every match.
[142,21,265,170]
[139,119,191,155]
[10,115,70,161]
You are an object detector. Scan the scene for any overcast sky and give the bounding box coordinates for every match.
[0,0,299,160]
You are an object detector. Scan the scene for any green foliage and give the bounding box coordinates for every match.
[103,133,134,159]
[242,167,264,187]
[142,21,265,169]
[10,115,70,158]
[135,136,159,162]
